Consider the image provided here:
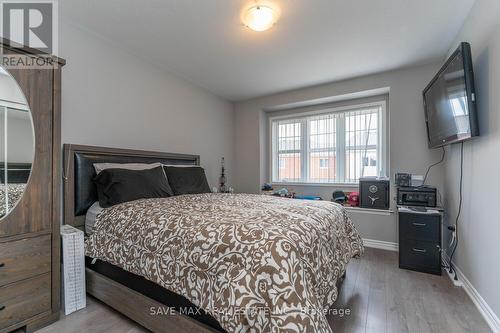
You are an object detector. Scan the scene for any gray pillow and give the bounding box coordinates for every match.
[93,162,161,175]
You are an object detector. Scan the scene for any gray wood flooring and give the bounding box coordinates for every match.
[329,248,491,333]
[36,248,491,333]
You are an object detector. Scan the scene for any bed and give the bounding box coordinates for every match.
[63,144,363,333]
[0,183,26,216]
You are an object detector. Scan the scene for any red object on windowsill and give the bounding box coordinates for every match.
[347,192,360,207]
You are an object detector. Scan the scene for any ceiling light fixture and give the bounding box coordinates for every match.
[242,3,280,32]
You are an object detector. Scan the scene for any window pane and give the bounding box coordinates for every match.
[309,152,336,182]
[345,149,377,182]
[278,122,301,151]
[275,120,302,182]
[279,137,301,151]
[308,115,336,182]
[278,153,301,182]
[345,109,379,182]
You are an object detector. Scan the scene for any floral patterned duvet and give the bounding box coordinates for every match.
[85,193,363,333]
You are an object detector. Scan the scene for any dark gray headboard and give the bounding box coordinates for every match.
[63,144,200,228]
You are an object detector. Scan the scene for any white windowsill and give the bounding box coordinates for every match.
[271,182,359,188]
[344,206,394,216]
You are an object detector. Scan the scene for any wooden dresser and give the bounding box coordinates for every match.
[0,40,65,332]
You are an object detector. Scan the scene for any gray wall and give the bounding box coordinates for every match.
[59,21,234,187]
[234,62,444,243]
[443,0,500,321]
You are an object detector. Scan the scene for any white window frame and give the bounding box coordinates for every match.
[269,100,388,186]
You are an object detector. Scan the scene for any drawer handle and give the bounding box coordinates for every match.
[0,263,4,268]
[412,222,427,227]
[0,305,5,311]
[412,248,427,253]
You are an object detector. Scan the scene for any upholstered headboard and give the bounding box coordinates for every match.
[63,144,200,228]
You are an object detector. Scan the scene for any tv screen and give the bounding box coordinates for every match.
[423,42,479,148]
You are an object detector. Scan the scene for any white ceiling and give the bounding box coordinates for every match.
[60,0,475,101]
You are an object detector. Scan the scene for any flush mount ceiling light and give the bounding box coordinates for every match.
[242,2,280,32]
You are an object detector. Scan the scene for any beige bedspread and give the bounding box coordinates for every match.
[85,193,363,333]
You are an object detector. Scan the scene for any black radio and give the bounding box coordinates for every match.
[397,186,437,207]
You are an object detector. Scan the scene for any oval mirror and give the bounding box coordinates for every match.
[0,66,34,218]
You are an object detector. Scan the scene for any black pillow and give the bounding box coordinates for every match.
[163,166,211,195]
[93,166,173,208]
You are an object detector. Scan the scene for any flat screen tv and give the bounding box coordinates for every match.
[423,42,479,148]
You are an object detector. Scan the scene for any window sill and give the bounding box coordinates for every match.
[343,206,394,216]
[271,182,359,188]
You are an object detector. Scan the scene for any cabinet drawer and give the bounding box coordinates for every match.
[399,212,440,242]
[399,239,441,274]
[0,273,51,329]
[0,235,51,286]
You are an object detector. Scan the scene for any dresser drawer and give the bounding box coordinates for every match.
[399,212,440,242]
[0,235,51,286]
[399,239,441,275]
[0,273,51,329]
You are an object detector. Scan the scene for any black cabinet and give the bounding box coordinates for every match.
[398,209,442,275]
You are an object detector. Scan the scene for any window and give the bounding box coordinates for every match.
[271,101,387,184]
[319,158,329,169]
[279,158,285,169]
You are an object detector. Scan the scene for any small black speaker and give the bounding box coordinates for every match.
[359,178,390,210]
[395,172,411,187]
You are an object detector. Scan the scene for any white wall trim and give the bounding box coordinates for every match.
[362,238,398,252]
[262,87,390,112]
[443,253,500,333]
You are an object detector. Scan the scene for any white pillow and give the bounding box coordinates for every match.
[93,162,162,175]
[161,164,201,168]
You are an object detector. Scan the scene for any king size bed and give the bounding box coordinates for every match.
[63,144,363,333]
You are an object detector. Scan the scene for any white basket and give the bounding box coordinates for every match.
[61,225,86,315]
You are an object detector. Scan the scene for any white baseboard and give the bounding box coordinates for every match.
[443,253,500,333]
[362,238,398,252]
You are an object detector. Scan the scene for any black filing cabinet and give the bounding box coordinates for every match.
[398,208,442,275]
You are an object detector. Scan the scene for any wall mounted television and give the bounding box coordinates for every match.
[423,42,479,148]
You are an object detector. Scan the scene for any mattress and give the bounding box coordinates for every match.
[85,201,104,235]
[85,193,363,333]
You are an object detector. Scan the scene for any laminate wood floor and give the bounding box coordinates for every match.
[36,248,491,333]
